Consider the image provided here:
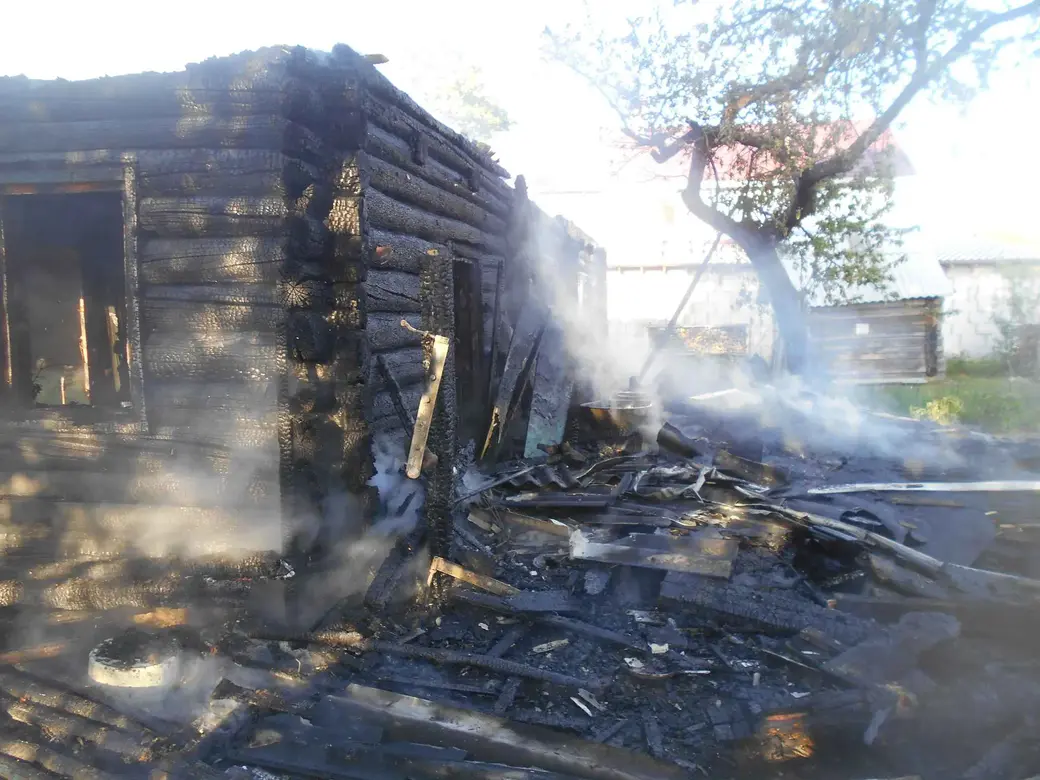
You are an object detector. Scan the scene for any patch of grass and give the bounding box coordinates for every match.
[946,355,1007,378]
[861,376,1040,434]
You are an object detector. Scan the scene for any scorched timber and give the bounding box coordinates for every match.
[365,269,422,313]
[372,386,424,427]
[368,313,422,351]
[0,720,119,780]
[365,227,448,274]
[570,529,739,578]
[357,640,603,690]
[143,331,281,381]
[524,323,573,460]
[138,196,296,239]
[821,611,960,689]
[145,379,278,422]
[144,280,363,311]
[660,573,877,646]
[365,188,508,254]
[0,749,62,780]
[140,237,288,285]
[482,300,547,458]
[373,347,427,389]
[135,149,320,198]
[362,152,508,234]
[358,91,511,191]
[362,124,511,220]
[0,694,156,762]
[328,685,687,780]
[0,670,152,738]
[0,468,268,506]
[349,56,510,182]
[0,73,322,123]
[0,115,325,158]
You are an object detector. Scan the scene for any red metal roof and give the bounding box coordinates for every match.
[619,121,914,183]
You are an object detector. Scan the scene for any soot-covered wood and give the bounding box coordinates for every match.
[0,116,324,159]
[140,237,288,285]
[362,124,510,219]
[365,227,446,275]
[366,269,421,313]
[419,252,457,558]
[362,152,507,234]
[365,189,507,254]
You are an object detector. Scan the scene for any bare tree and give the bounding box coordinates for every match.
[546,0,1040,370]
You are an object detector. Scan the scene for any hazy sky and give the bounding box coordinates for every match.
[3,0,1037,248]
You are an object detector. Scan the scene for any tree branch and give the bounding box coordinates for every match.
[779,0,1040,233]
[680,125,759,243]
[913,0,939,73]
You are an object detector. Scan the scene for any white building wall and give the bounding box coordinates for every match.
[606,265,777,359]
[942,263,1040,357]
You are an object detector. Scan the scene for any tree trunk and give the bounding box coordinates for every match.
[677,133,810,374]
[741,235,809,374]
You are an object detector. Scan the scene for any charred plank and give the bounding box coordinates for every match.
[362,152,507,234]
[366,269,422,313]
[660,573,876,646]
[140,237,287,285]
[366,227,447,274]
[0,116,324,159]
[328,684,687,780]
[365,189,506,254]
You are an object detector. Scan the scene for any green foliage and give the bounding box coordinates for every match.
[910,395,963,425]
[410,62,513,145]
[947,355,1007,378]
[864,376,1040,434]
[545,0,1040,303]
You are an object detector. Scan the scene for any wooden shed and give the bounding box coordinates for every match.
[0,46,603,611]
[808,298,945,384]
[801,250,952,384]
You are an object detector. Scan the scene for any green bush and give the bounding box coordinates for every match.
[910,396,963,425]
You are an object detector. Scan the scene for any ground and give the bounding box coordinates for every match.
[859,357,1040,434]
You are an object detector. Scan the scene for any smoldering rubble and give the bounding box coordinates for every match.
[2,380,1040,780]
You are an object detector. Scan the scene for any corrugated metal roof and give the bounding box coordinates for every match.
[783,244,952,307]
[936,235,1040,265]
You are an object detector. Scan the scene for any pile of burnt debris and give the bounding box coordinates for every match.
[3,388,1040,780]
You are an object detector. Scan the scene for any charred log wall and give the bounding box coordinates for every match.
[0,46,605,603]
[318,46,518,554]
[0,48,338,590]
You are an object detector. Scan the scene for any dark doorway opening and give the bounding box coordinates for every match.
[453,259,486,442]
[0,192,131,411]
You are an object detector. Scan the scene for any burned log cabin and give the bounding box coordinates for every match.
[0,45,604,614]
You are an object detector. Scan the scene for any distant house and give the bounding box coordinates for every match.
[938,236,1040,360]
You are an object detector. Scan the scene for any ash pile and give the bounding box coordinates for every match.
[3,389,1040,780]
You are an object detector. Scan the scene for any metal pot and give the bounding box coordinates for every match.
[581,390,654,437]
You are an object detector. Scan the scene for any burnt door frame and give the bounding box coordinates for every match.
[0,159,147,426]
[453,256,488,442]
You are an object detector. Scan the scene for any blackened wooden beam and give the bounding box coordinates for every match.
[330,685,688,780]
[419,249,457,558]
[0,116,324,160]
[365,189,507,254]
[362,153,507,234]
[481,300,546,461]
